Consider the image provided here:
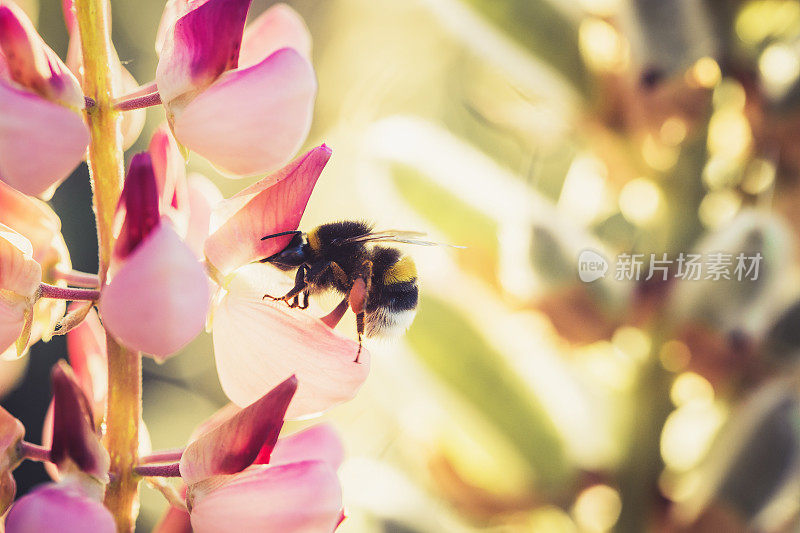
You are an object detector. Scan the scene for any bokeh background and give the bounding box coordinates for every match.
[5,0,800,531]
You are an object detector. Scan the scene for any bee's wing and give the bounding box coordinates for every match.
[337,230,465,248]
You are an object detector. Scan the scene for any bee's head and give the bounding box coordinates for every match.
[263,232,308,270]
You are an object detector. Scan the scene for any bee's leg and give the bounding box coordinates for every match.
[299,289,310,309]
[347,277,369,364]
[263,265,308,305]
[354,312,365,363]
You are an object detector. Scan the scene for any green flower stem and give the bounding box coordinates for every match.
[73,0,142,530]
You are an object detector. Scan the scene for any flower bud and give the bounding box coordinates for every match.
[0,224,41,358]
[5,480,115,533]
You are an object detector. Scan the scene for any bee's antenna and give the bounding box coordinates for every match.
[260,230,302,241]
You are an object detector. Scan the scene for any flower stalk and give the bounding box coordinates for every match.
[38,283,100,301]
[73,0,142,530]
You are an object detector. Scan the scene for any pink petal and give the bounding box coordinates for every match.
[0,2,83,107]
[204,144,330,276]
[156,0,252,107]
[189,461,342,533]
[99,223,210,360]
[180,376,296,485]
[153,504,192,533]
[148,126,189,216]
[112,153,161,263]
[66,308,108,411]
[239,4,311,69]
[264,424,344,469]
[6,482,115,533]
[0,180,69,269]
[173,47,316,177]
[0,405,24,471]
[212,264,369,418]
[0,225,40,356]
[0,80,89,197]
[184,173,223,258]
[50,361,110,482]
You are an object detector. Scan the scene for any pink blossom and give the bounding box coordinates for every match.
[156,0,316,176]
[5,481,115,533]
[179,378,345,532]
[0,224,41,359]
[0,1,89,197]
[98,153,210,360]
[0,180,71,359]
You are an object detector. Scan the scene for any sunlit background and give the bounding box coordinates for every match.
[5,0,800,531]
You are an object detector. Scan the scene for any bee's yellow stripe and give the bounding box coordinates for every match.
[307,227,322,252]
[383,256,417,284]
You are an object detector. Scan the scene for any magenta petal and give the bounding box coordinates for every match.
[189,461,342,533]
[6,482,115,533]
[0,81,88,197]
[148,126,188,212]
[204,144,330,275]
[212,265,369,417]
[66,308,108,411]
[239,4,311,68]
[156,0,252,106]
[100,223,210,360]
[0,2,83,107]
[180,376,296,485]
[173,47,316,177]
[50,361,110,482]
[264,424,344,469]
[113,153,161,263]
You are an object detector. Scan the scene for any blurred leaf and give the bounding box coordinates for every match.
[457,0,590,98]
[406,296,572,490]
[392,163,499,282]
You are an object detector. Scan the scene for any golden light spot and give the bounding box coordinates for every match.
[691,57,721,88]
[713,79,747,111]
[575,341,636,392]
[661,402,726,471]
[578,0,622,16]
[742,158,776,195]
[759,44,800,95]
[573,485,622,532]
[659,340,691,372]
[699,189,741,229]
[671,372,714,407]
[659,469,702,503]
[579,18,629,72]
[702,156,742,190]
[735,1,800,46]
[660,117,688,146]
[383,256,417,284]
[707,110,752,158]
[642,134,679,171]
[619,178,662,225]
[612,327,651,363]
[529,506,578,533]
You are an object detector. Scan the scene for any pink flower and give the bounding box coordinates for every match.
[0,224,41,359]
[147,125,223,257]
[0,1,89,197]
[203,145,369,417]
[0,180,71,359]
[179,377,345,532]
[156,0,316,176]
[98,153,210,360]
[5,481,115,533]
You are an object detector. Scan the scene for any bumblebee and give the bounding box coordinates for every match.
[260,221,433,361]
